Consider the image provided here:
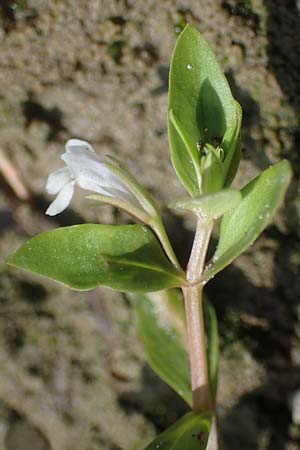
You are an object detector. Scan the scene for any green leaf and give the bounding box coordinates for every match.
[202,160,292,282]
[169,109,202,195]
[8,224,185,292]
[168,114,200,197]
[204,299,219,402]
[134,290,192,406]
[170,189,242,219]
[143,412,212,450]
[134,291,219,407]
[168,25,240,196]
[221,101,242,186]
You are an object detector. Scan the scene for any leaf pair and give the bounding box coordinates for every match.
[168,25,242,196]
[171,160,291,283]
[8,157,291,293]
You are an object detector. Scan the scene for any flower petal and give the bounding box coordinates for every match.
[46,181,75,216]
[46,167,72,195]
[63,140,142,207]
[65,139,95,154]
[62,150,135,196]
[76,175,114,197]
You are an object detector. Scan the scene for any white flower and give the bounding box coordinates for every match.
[46,139,141,216]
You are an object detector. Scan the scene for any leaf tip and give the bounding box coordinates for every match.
[280,158,293,176]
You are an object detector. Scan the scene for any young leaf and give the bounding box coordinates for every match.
[202,160,292,283]
[200,144,224,194]
[143,412,212,450]
[8,224,185,292]
[170,189,242,219]
[134,290,192,406]
[168,25,240,196]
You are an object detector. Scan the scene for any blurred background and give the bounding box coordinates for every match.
[0,0,299,449]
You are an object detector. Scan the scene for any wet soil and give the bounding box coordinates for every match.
[0,1,299,449]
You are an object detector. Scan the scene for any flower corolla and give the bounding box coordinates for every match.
[46,139,141,216]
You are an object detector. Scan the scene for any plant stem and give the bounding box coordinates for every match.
[207,416,219,450]
[183,284,211,411]
[182,217,214,412]
[186,218,213,286]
